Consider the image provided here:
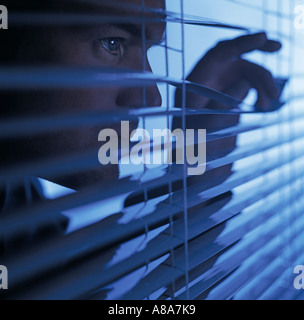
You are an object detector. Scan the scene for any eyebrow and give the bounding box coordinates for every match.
[114,23,149,40]
[112,23,166,44]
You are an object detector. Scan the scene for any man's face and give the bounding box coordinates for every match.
[7,0,165,190]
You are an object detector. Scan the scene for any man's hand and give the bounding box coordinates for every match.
[175,32,282,112]
[173,32,282,187]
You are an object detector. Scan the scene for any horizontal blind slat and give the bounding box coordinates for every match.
[7,174,304,300]
[121,190,304,300]
[203,204,304,300]
[4,145,304,285]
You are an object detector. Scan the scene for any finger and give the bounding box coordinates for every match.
[205,78,251,110]
[239,59,279,101]
[258,39,282,52]
[254,88,273,111]
[209,32,282,60]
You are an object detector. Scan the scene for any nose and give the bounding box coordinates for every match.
[115,58,162,108]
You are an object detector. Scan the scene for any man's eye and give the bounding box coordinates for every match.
[100,38,124,57]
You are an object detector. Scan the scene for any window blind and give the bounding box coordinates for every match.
[1,0,304,301]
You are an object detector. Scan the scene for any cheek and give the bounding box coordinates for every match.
[1,87,123,163]
[6,87,120,118]
[48,88,120,113]
[37,88,122,150]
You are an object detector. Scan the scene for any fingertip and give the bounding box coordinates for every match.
[253,32,282,52]
[260,39,282,52]
[268,40,282,52]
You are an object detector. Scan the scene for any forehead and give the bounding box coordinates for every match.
[114,0,165,11]
[69,0,166,36]
[73,0,166,42]
[9,0,166,17]
[60,0,165,15]
[85,0,166,25]
[9,0,167,46]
